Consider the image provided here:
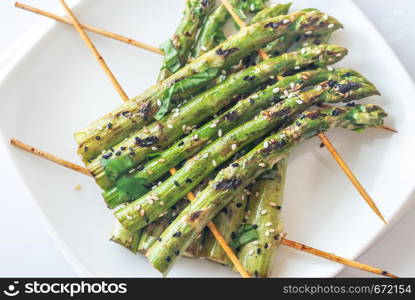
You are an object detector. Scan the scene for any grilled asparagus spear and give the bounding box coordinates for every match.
[146,104,387,275]
[109,220,141,253]
[74,10,342,163]
[91,44,346,190]
[115,67,378,232]
[238,158,287,277]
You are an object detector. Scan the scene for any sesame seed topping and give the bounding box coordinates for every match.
[296,99,303,104]
[265,230,270,237]
[260,209,268,215]
[258,163,266,168]
[157,99,161,106]
[193,134,199,140]
[251,94,259,99]
[328,23,334,29]
[305,30,312,35]
[269,229,275,233]
[201,46,207,51]
[126,215,132,220]
[327,66,334,71]
[269,202,277,207]
[265,222,272,227]
[231,144,237,150]
[158,158,166,163]
[212,160,217,167]
[147,169,154,175]
[218,129,222,137]
[148,199,154,205]
[209,123,217,128]
[248,249,255,256]
[283,19,290,24]
[167,124,173,129]
[272,87,280,94]
[202,152,209,159]
[151,146,158,151]
[160,201,164,206]
[255,191,259,197]
[140,209,145,216]
[253,241,259,246]
[263,141,269,148]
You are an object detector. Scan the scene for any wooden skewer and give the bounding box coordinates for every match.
[9,139,397,278]
[221,0,387,224]
[58,0,251,277]
[280,238,398,278]
[14,2,163,55]
[169,168,251,278]
[59,0,129,102]
[10,138,91,176]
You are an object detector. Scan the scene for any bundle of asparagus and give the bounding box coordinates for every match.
[12,0,394,278]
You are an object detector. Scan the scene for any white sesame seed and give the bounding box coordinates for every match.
[328,23,334,29]
[157,99,162,106]
[231,144,237,150]
[218,129,223,137]
[202,153,209,159]
[272,87,280,94]
[315,85,322,91]
[265,230,270,237]
[323,14,329,20]
[253,241,259,246]
[158,158,166,163]
[283,19,290,24]
[201,46,207,51]
[305,30,312,35]
[336,53,342,57]
[140,209,145,216]
[327,66,334,71]
[258,163,266,168]
[209,123,217,128]
[301,48,306,54]
[251,94,259,99]
[167,124,173,129]
[193,134,199,140]
[151,146,158,151]
[294,66,300,70]
[127,215,132,220]
[265,222,272,227]
[135,205,141,211]
[250,3,255,11]
[148,199,154,205]
[159,201,164,206]
[296,99,303,105]
[248,249,255,256]
[260,209,268,215]
[255,192,259,197]
[315,49,322,55]
[263,141,269,148]
[303,42,309,47]
[212,160,217,167]
[269,229,275,233]
[269,202,277,207]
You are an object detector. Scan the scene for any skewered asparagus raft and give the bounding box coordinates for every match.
[145,104,387,275]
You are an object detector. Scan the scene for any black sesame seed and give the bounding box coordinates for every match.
[232,163,239,167]
[276,206,282,210]
[172,231,181,238]
[264,243,269,249]
[95,136,101,140]
[121,146,126,151]
[157,237,162,242]
[236,203,243,208]
[178,141,184,147]
[185,178,193,183]
[327,79,337,88]
[84,146,89,153]
[253,224,258,229]
[319,142,325,148]
[174,181,180,187]
[274,234,280,240]
[231,232,236,240]
[236,246,241,252]
[115,151,121,156]
[313,39,321,45]
[346,102,356,107]
[249,98,255,104]
[107,123,112,129]
[257,248,261,254]
[166,256,171,262]
[136,164,144,171]
[145,217,150,223]
[254,270,259,278]
[174,250,180,256]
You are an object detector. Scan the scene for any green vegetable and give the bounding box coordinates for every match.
[145,104,387,275]
[238,157,287,277]
[101,45,347,198]
[115,66,379,233]
[74,9,343,163]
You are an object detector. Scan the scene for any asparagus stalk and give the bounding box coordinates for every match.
[195,1,289,57]
[238,158,287,277]
[74,9,342,163]
[103,66,347,208]
[115,67,378,232]
[90,44,346,190]
[109,220,141,253]
[146,104,388,275]
[158,0,216,81]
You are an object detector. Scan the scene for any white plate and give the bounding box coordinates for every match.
[1,0,415,277]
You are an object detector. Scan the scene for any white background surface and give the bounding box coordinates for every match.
[0,0,414,277]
